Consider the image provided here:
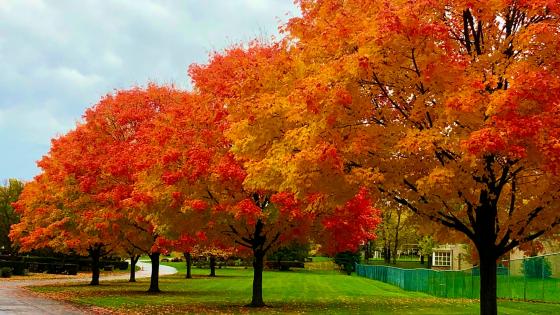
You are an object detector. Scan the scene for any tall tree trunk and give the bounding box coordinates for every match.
[476,196,498,315]
[89,246,101,286]
[479,248,497,315]
[365,240,372,261]
[129,255,140,282]
[184,252,192,279]
[420,254,425,265]
[250,250,265,307]
[148,252,160,293]
[384,246,391,264]
[209,255,216,277]
[392,211,401,265]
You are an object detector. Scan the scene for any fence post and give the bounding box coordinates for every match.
[451,271,455,298]
[523,259,527,301]
[542,258,545,301]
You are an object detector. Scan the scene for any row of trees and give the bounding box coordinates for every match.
[9,86,380,305]
[9,1,560,314]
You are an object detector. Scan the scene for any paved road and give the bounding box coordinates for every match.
[0,261,177,314]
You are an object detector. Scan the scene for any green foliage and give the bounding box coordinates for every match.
[0,260,26,275]
[268,242,310,262]
[522,257,552,279]
[0,266,12,277]
[418,236,436,257]
[309,256,332,262]
[334,251,361,275]
[0,179,24,254]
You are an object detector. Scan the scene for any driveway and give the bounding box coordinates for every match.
[0,261,177,314]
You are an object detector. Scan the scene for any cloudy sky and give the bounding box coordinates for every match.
[0,0,298,181]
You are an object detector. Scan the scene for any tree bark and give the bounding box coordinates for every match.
[420,254,425,265]
[384,246,391,264]
[478,246,498,315]
[476,196,498,315]
[148,252,160,293]
[392,210,402,264]
[89,246,101,286]
[250,250,265,307]
[129,255,140,282]
[209,255,216,277]
[184,252,192,279]
[365,240,372,261]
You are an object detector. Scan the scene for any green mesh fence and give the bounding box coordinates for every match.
[356,253,560,302]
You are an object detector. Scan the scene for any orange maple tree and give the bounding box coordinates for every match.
[219,1,560,314]
[186,42,382,306]
[72,85,187,292]
[11,85,185,290]
[10,128,121,285]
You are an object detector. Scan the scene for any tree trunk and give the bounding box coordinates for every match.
[392,211,402,264]
[249,250,265,307]
[129,255,140,282]
[148,252,160,293]
[365,241,372,261]
[209,255,216,277]
[420,254,425,265]
[184,252,192,279]
[479,248,497,315]
[89,247,101,286]
[384,246,391,264]
[474,193,499,315]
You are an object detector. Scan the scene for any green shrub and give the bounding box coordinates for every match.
[334,251,361,275]
[0,260,27,275]
[267,243,309,271]
[268,243,310,263]
[1,267,12,278]
[64,264,79,275]
[117,261,129,270]
[522,256,552,278]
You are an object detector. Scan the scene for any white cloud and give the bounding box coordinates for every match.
[0,106,73,145]
[0,0,299,180]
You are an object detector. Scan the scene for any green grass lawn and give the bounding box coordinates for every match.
[27,262,559,314]
[309,256,333,262]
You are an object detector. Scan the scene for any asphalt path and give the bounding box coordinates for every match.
[0,261,177,314]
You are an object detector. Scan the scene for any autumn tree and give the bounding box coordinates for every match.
[130,77,380,307]
[185,42,382,307]
[229,1,560,314]
[171,235,234,279]
[72,85,187,292]
[134,91,295,306]
[172,234,198,279]
[125,247,142,282]
[197,245,236,277]
[10,130,121,285]
[12,85,184,291]
[418,235,436,266]
[376,203,417,264]
[0,179,24,254]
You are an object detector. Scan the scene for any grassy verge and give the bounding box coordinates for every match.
[26,263,558,314]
